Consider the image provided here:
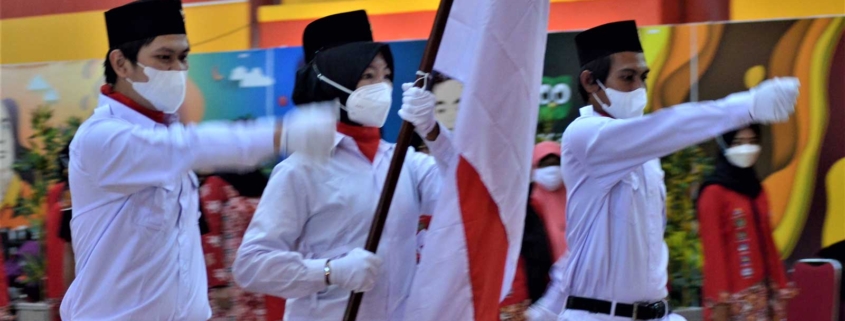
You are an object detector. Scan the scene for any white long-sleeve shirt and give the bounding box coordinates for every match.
[61,94,277,321]
[233,125,454,321]
[548,93,755,309]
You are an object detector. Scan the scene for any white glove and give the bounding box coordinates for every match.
[398,83,438,137]
[749,77,799,124]
[281,101,336,162]
[524,304,558,321]
[328,248,383,293]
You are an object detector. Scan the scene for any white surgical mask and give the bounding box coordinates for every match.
[126,63,187,114]
[314,65,392,128]
[533,166,563,191]
[724,144,761,168]
[592,80,647,119]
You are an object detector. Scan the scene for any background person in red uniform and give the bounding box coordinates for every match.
[46,142,73,320]
[500,142,565,321]
[697,125,796,321]
[199,171,285,321]
[0,238,12,320]
[530,141,567,260]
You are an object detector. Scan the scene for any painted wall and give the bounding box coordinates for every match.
[0,0,251,64]
[0,0,220,19]
[731,0,845,21]
[257,0,679,48]
[4,0,843,65]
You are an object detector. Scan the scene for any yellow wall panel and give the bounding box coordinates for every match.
[732,0,845,21]
[0,1,250,65]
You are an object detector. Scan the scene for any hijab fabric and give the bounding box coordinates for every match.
[700,125,763,199]
[530,141,568,260]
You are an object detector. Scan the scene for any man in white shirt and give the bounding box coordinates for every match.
[60,1,334,320]
[527,20,799,321]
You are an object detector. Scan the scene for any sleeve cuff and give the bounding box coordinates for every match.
[425,123,456,161]
[303,258,329,284]
[718,91,755,127]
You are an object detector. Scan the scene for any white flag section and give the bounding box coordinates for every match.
[403,0,549,320]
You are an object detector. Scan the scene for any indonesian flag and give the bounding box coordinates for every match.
[403,0,549,320]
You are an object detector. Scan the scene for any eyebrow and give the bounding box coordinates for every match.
[154,47,191,54]
[619,68,650,74]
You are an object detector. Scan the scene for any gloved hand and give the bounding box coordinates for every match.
[329,248,383,293]
[524,304,558,321]
[281,101,336,162]
[398,83,438,137]
[749,77,799,123]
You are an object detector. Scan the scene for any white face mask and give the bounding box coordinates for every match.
[126,63,187,114]
[533,166,563,191]
[592,80,647,119]
[724,144,761,168]
[315,65,392,128]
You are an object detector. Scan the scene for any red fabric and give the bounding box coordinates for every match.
[336,122,381,163]
[45,183,66,300]
[499,258,530,306]
[698,185,791,319]
[787,260,840,321]
[592,105,613,118]
[457,158,508,321]
[100,84,166,124]
[264,296,286,321]
[530,142,568,260]
[0,238,8,308]
[200,177,229,288]
[199,177,285,320]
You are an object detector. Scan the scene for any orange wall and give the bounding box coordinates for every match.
[258,0,679,48]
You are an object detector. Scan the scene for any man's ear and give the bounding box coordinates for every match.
[580,70,599,95]
[109,49,132,79]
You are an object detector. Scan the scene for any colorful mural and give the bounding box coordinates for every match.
[0,17,842,265]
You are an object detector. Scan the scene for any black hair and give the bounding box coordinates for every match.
[577,55,612,103]
[719,124,762,148]
[103,37,156,85]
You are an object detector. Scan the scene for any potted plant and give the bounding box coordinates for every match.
[11,105,79,321]
[662,145,712,320]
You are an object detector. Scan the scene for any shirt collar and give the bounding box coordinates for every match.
[331,132,393,154]
[98,94,162,128]
[579,106,596,117]
[579,105,614,119]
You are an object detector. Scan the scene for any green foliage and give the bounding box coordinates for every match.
[10,105,80,299]
[662,145,713,307]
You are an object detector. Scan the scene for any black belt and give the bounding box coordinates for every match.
[566,296,667,320]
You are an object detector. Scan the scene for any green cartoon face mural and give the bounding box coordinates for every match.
[539,76,574,123]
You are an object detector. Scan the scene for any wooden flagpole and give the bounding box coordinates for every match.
[341,0,455,320]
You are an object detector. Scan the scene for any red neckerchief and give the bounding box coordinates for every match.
[100,84,166,124]
[593,105,614,118]
[336,122,381,163]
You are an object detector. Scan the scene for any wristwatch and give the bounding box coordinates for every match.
[324,259,332,285]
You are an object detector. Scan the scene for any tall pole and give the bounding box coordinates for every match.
[341,0,455,320]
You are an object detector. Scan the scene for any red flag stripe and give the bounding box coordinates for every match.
[457,157,509,321]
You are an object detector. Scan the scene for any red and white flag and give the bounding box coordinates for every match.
[403,0,549,320]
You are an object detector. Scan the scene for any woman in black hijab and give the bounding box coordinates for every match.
[697,125,796,321]
[233,10,453,321]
